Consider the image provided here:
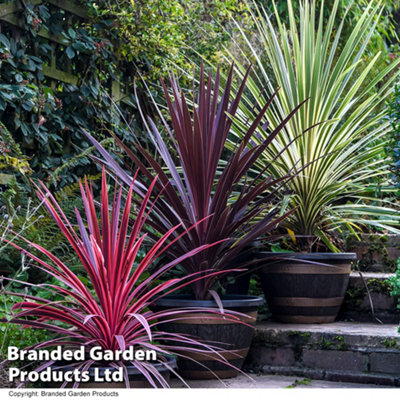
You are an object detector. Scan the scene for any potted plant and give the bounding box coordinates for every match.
[215,0,400,323]
[84,63,304,377]
[0,170,244,388]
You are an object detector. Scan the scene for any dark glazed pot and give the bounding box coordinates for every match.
[257,252,356,324]
[153,294,264,379]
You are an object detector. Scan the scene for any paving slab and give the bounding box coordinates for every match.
[171,373,394,388]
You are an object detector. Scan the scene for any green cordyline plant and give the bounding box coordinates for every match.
[84,63,304,300]
[0,170,248,388]
[217,0,400,251]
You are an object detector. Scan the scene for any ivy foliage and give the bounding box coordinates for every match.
[0,0,252,188]
[87,0,252,80]
[388,80,400,187]
[0,1,138,187]
[390,257,400,306]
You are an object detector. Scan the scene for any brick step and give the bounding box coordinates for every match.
[246,322,400,386]
[339,272,400,324]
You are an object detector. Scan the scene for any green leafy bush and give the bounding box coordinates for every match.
[0,0,253,188]
[0,173,104,280]
[0,294,54,365]
[0,1,136,187]
[389,258,400,316]
[90,0,252,79]
[388,80,400,188]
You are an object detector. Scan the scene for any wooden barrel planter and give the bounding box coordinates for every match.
[257,252,356,324]
[153,294,263,379]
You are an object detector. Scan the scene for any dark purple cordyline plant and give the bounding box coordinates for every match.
[0,169,246,388]
[84,63,305,300]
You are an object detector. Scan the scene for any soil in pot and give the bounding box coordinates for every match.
[257,252,356,324]
[153,294,263,379]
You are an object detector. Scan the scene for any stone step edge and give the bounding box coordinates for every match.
[251,336,400,353]
[254,322,400,336]
[259,365,400,387]
[253,322,400,349]
[349,272,395,279]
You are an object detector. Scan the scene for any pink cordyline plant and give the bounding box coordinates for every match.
[0,169,245,388]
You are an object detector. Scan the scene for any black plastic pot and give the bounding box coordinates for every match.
[48,357,177,388]
[257,252,356,324]
[153,294,264,379]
